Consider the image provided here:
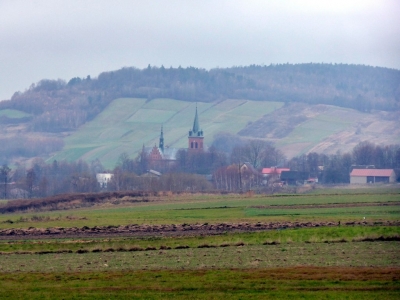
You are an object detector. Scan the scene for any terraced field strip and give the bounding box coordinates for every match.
[1,225,399,252]
[50,98,284,168]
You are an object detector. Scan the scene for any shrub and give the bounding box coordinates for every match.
[76,249,89,254]
[175,245,190,249]
[128,246,144,252]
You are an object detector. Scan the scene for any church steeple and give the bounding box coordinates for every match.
[188,105,204,152]
[192,105,200,134]
[189,104,203,137]
[159,125,164,153]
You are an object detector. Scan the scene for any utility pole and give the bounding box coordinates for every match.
[238,161,243,192]
[1,165,11,199]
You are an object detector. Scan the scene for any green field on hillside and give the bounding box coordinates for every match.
[49,98,284,168]
[0,109,31,118]
[276,106,352,152]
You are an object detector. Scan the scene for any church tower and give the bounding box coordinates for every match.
[188,105,204,152]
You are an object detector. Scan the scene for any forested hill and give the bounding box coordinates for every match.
[1,64,399,132]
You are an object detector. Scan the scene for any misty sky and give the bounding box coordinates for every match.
[1,0,399,101]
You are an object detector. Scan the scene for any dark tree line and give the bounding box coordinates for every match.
[1,139,399,199]
[0,136,64,163]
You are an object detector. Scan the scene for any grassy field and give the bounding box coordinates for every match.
[1,189,399,298]
[49,98,284,168]
[0,226,399,253]
[1,191,399,229]
[0,108,31,118]
[1,241,399,272]
[1,267,398,299]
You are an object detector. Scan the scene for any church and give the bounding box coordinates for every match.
[143,106,205,171]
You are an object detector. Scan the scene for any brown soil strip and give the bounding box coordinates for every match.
[1,220,399,240]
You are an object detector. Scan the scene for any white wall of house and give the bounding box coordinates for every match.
[96,173,113,187]
[389,172,396,183]
[350,176,367,184]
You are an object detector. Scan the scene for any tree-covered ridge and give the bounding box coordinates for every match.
[0,64,399,132]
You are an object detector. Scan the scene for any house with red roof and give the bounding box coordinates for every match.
[350,169,396,184]
[261,167,290,178]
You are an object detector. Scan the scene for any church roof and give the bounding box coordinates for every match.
[144,146,181,160]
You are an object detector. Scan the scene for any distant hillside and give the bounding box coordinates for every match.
[1,98,399,168]
[49,98,283,168]
[0,64,399,133]
[238,102,400,158]
[0,63,399,167]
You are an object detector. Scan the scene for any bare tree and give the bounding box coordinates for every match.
[353,141,375,166]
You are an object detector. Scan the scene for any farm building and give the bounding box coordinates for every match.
[262,167,290,178]
[349,169,396,184]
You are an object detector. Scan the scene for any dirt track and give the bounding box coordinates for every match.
[1,220,399,240]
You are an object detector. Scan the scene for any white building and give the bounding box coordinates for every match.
[350,169,396,184]
[96,173,114,188]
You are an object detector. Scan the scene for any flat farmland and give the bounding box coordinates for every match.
[0,188,399,299]
[0,191,399,229]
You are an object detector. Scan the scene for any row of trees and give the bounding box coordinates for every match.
[1,140,399,199]
[286,141,400,183]
[0,136,64,163]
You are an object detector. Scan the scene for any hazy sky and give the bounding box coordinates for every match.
[1,0,399,101]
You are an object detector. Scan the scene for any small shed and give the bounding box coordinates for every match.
[350,169,396,184]
[141,170,162,178]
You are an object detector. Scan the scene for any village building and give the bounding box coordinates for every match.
[261,167,290,185]
[144,106,205,172]
[350,169,396,184]
[96,173,114,188]
[262,167,290,178]
[141,169,162,178]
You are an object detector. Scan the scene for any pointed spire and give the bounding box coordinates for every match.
[192,104,200,134]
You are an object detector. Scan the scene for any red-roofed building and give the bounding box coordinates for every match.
[261,167,290,185]
[350,169,396,184]
[261,167,290,177]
